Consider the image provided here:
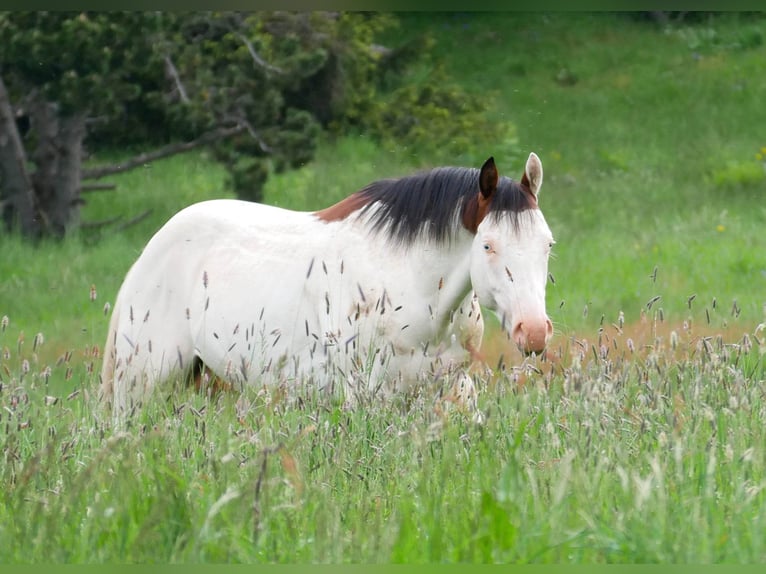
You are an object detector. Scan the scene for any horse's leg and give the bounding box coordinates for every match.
[110,308,196,420]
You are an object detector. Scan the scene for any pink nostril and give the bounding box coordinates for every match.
[512,318,552,355]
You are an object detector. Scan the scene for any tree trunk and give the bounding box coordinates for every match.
[53,113,86,233]
[0,74,39,237]
[29,100,86,237]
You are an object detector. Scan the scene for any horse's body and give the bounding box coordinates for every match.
[101,154,554,417]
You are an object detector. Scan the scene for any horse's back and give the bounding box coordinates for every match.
[106,199,317,412]
[154,199,311,241]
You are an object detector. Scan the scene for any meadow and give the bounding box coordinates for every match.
[0,12,765,562]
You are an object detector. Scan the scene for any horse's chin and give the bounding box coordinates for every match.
[519,347,546,358]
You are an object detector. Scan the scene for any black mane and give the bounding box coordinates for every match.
[355,166,535,246]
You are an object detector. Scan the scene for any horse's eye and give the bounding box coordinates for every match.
[483,244,491,251]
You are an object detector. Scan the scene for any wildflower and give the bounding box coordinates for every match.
[90,284,97,302]
[716,224,725,232]
[1,315,7,332]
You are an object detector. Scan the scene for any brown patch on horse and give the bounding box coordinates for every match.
[192,360,233,397]
[519,185,539,209]
[520,173,542,205]
[315,193,370,222]
[461,193,493,234]
[464,339,485,364]
[462,156,498,233]
[462,157,539,234]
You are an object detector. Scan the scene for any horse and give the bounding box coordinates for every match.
[100,153,555,418]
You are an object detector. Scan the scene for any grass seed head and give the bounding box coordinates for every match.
[741,333,752,353]
[33,332,44,351]
[670,330,679,350]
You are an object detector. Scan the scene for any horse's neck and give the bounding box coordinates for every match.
[396,232,475,327]
[331,212,475,329]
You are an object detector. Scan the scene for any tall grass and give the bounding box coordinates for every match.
[0,310,764,561]
[1,12,766,563]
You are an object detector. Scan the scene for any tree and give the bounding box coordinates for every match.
[0,11,393,238]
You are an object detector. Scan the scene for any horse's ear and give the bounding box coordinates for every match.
[479,157,498,200]
[521,152,543,197]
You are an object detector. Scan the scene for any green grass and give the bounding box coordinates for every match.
[0,153,231,371]
[1,12,766,563]
[1,326,765,562]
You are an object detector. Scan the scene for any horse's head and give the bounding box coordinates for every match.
[468,153,554,355]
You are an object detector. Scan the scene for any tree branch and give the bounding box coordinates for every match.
[237,33,284,74]
[82,124,246,180]
[80,214,123,229]
[164,54,190,104]
[81,208,152,232]
[222,113,273,154]
[115,208,152,231]
[80,183,117,193]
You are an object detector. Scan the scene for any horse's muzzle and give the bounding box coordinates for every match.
[512,317,553,355]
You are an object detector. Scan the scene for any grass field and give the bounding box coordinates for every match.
[1,12,765,562]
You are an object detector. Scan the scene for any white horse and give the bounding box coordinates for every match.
[100,153,554,417]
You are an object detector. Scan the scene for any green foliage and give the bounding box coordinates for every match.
[290,12,398,127]
[0,12,402,207]
[364,65,518,166]
[708,156,766,188]
[0,12,164,117]
[673,21,765,53]
[0,11,513,207]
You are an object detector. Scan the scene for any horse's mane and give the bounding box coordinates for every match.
[315,166,536,246]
